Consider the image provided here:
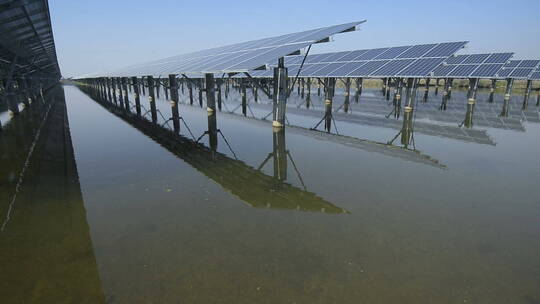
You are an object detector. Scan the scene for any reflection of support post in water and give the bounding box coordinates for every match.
[401,106,414,148]
[463,100,475,128]
[273,128,287,181]
[208,111,218,158]
[500,98,510,117]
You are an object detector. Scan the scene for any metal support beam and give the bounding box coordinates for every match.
[423,78,431,102]
[169,74,180,133]
[488,79,497,103]
[121,77,129,111]
[355,77,363,103]
[132,77,141,116]
[3,54,20,115]
[273,57,288,128]
[217,78,222,111]
[147,76,158,124]
[401,105,414,148]
[324,78,336,132]
[504,78,514,102]
[467,78,479,105]
[106,78,112,103]
[344,78,351,113]
[241,79,247,116]
[188,81,194,105]
[111,77,118,105]
[385,78,391,100]
[404,78,419,110]
[198,78,204,107]
[205,73,216,113]
[117,77,124,109]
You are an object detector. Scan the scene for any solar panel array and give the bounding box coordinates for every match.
[497,60,540,79]
[432,53,513,78]
[249,41,467,78]
[530,66,540,80]
[76,21,365,78]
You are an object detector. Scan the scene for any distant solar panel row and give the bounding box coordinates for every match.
[259,41,468,78]
[497,60,540,79]
[432,53,513,78]
[76,21,365,78]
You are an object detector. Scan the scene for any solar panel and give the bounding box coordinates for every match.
[433,53,513,78]
[398,58,446,77]
[322,51,352,62]
[303,54,327,64]
[504,60,520,68]
[397,44,437,58]
[462,54,491,64]
[276,41,467,78]
[326,61,369,77]
[356,48,390,60]
[312,62,347,75]
[432,64,457,76]
[484,53,513,64]
[339,50,368,61]
[374,46,411,60]
[530,71,540,80]
[348,60,389,77]
[470,64,504,78]
[446,64,479,77]
[422,42,468,57]
[79,20,365,78]
[371,59,415,77]
[511,68,534,78]
[518,60,540,68]
[445,55,468,65]
[299,64,327,76]
[497,60,540,79]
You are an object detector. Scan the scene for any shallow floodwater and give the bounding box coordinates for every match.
[2,84,540,303]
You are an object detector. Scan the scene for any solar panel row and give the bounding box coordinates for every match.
[497,60,540,79]
[287,41,466,65]
[276,41,468,77]
[77,21,365,78]
[432,53,513,78]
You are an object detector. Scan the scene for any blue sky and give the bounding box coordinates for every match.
[50,0,540,77]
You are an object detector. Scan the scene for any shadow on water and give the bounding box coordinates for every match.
[0,86,105,303]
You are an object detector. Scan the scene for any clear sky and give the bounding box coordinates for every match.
[49,0,540,78]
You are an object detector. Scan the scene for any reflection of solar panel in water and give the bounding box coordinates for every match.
[276,41,468,78]
[497,60,540,79]
[77,21,365,78]
[432,53,513,78]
